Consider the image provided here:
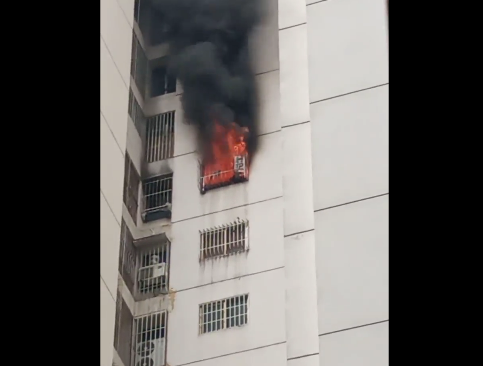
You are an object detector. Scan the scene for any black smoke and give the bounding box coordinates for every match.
[152,0,262,162]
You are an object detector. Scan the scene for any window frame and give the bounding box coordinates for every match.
[198,294,249,335]
[199,219,249,261]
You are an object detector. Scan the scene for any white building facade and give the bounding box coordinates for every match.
[101,0,389,366]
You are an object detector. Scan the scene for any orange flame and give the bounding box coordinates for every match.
[202,122,249,187]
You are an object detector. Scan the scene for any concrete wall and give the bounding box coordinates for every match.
[180,343,287,366]
[307,1,389,365]
[170,197,284,291]
[101,0,134,365]
[314,195,389,334]
[278,1,320,364]
[167,268,286,366]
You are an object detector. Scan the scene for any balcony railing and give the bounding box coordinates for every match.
[199,154,249,194]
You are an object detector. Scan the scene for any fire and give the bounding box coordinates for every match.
[201,122,250,192]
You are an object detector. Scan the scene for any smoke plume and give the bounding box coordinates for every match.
[152,0,262,162]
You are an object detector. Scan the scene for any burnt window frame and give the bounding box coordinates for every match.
[198,153,249,194]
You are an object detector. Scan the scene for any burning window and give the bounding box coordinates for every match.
[199,219,249,260]
[199,123,250,194]
[145,111,175,162]
[199,294,249,334]
[142,174,173,222]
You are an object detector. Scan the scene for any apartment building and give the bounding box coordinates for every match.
[101,1,388,366]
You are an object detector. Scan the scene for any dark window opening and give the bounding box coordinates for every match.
[150,64,176,97]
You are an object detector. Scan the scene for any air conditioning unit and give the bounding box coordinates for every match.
[139,262,166,280]
[135,338,166,366]
[138,254,167,293]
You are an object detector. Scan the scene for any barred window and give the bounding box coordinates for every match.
[142,174,173,222]
[113,291,133,366]
[133,312,167,366]
[199,295,249,334]
[200,219,248,260]
[128,89,145,138]
[123,153,140,225]
[145,111,175,162]
[119,220,137,294]
[137,244,169,295]
[131,32,148,99]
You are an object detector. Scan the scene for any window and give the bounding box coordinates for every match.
[131,32,148,98]
[137,244,169,295]
[128,89,145,138]
[133,312,167,366]
[199,219,249,260]
[199,123,249,194]
[199,295,249,334]
[142,174,173,222]
[119,222,171,298]
[149,58,176,97]
[123,154,140,225]
[113,291,133,366]
[145,111,175,162]
[119,221,137,294]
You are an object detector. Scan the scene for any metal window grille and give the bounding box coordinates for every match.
[114,291,134,366]
[123,154,140,225]
[133,312,167,366]
[200,219,249,260]
[142,174,173,221]
[145,111,175,162]
[199,153,249,194]
[136,244,169,295]
[119,220,137,293]
[131,32,148,99]
[199,294,249,334]
[128,89,145,138]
